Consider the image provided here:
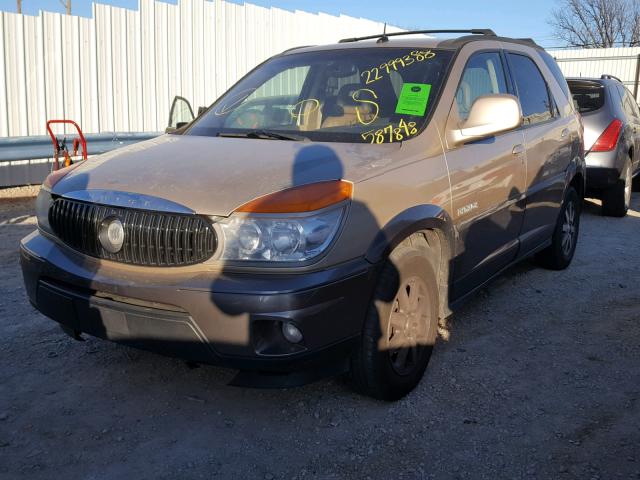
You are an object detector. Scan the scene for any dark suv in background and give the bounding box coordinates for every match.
[568,75,640,216]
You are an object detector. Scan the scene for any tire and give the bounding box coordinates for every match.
[350,234,439,401]
[602,159,632,217]
[535,186,580,270]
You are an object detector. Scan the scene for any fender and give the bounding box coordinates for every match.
[564,124,586,197]
[364,204,456,264]
[564,153,586,199]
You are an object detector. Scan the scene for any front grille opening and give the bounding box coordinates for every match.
[49,198,216,267]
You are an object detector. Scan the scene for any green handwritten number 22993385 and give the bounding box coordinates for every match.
[361,119,418,144]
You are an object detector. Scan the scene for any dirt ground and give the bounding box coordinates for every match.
[0,192,639,480]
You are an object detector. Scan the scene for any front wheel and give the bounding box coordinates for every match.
[350,234,439,401]
[535,186,581,270]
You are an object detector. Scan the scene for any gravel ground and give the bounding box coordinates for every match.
[0,194,639,480]
[0,185,40,200]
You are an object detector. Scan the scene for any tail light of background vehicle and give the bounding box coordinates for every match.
[591,119,623,152]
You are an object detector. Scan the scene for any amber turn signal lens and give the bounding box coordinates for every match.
[236,180,353,214]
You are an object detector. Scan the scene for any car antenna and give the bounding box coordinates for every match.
[377,23,389,43]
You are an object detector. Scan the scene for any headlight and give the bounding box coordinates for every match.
[217,207,344,262]
[35,187,54,235]
[216,180,353,263]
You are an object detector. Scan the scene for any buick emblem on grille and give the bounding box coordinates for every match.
[98,217,125,253]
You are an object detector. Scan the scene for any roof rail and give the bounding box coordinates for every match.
[339,29,496,44]
[601,74,623,83]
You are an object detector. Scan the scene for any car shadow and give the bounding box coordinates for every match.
[206,143,399,391]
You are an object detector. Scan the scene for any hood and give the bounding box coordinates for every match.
[51,134,402,216]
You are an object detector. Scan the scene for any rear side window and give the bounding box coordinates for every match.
[568,82,605,114]
[626,90,640,118]
[617,85,640,119]
[455,52,508,120]
[507,53,553,125]
[538,50,571,101]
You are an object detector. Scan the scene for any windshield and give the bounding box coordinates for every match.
[186,47,454,143]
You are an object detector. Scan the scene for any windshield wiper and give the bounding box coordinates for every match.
[217,129,305,141]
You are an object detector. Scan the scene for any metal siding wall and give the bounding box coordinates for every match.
[552,47,640,100]
[0,13,7,137]
[0,0,394,137]
[126,9,142,131]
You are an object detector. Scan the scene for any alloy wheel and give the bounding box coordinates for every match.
[624,165,632,210]
[561,199,577,257]
[386,276,430,376]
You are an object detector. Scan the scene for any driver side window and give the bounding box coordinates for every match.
[456,52,508,121]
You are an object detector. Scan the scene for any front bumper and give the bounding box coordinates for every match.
[20,230,378,384]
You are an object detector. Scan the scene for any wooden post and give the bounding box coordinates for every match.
[634,54,640,100]
[58,0,71,15]
[16,0,21,14]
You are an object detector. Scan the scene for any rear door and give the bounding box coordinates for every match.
[505,51,573,255]
[444,50,526,299]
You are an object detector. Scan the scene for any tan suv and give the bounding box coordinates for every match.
[21,29,585,400]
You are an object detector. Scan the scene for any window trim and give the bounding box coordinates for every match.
[504,51,558,129]
[537,50,572,102]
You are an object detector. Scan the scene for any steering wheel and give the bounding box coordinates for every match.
[229,109,264,129]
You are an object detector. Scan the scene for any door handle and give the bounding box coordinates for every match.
[512,144,525,155]
[561,128,569,138]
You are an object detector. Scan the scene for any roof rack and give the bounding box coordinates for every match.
[339,29,496,44]
[516,38,537,45]
[601,74,623,83]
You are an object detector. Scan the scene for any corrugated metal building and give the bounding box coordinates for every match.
[552,47,640,100]
[0,0,397,138]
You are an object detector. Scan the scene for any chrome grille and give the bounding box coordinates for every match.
[49,197,216,266]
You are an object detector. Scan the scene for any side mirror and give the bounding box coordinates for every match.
[452,94,522,145]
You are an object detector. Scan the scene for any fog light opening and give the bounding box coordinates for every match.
[282,321,303,344]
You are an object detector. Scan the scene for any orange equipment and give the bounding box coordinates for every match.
[46,119,88,171]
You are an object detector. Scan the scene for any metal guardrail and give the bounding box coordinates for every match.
[0,132,162,188]
[0,132,162,163]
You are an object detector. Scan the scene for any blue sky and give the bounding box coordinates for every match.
[0,0,561,47]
